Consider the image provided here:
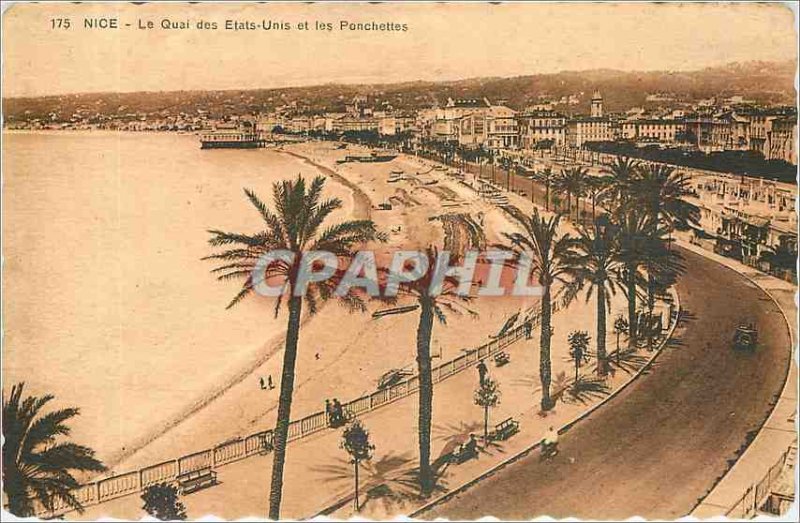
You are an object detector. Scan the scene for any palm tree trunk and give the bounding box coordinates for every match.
[268,295,303,520]
[5,471,31,517]
[545,181,550,211]
[539,283,555,411]
[647,273,656,350]
[627,264,637,351]
[416,299,435,497]
[597,284,607,376]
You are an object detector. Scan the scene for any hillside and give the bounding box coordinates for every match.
[3,60,796,122]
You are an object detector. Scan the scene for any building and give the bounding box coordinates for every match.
[765,117,797,165]
[621,119,685,143]
[590,91,604,118]
[565,91,614,147]
[430,98,493,142]
[566,117,614,148]
[684,115,733,152]
[331,116,379,133]
[486,104,519,150]
[377,114,416,136]
[518,109,566,148]
[688,173,797,259]
[737,107,797,163]
[455,112,488,147]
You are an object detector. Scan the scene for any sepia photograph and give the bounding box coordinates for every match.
[1,1,798,520]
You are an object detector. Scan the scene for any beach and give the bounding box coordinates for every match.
[2,132,535,477]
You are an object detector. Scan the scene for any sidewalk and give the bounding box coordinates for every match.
[76,282,669,520]
[679,236,797,518]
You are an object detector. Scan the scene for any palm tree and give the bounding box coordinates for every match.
[204,175,384,519]
[637,229,684,349]
[2,382,106,517]
[613,209,654,352]
[502,206,577,411]
[558,167,590,223]
[536,167,556,211]
[584,175,611,222]
[632,164,699,245]
[376,213,484,497]
[389,247,477,496]
[634,164,697,226]
[554,169,573,218]
[571,217,623,376]
[569,167,590,223]
[603,156,640,211]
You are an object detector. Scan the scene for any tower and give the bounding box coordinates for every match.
[591,91,603,118]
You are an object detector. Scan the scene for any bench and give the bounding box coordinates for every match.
[487,417,519,442]
[176,467,217,495]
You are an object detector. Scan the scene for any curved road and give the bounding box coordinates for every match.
[424,247,792,520]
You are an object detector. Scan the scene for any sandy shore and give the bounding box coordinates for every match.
[102,140,537,475]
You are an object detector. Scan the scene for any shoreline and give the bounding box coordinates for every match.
[98,146,372,473]
[280,148,373,220]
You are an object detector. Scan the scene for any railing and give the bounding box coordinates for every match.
[30,298,560,518]
[725,440,796,518]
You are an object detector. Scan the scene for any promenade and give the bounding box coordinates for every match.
[68,147,679,520]
[77,284,657,520]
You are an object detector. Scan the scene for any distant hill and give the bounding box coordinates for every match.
[3,60,796,122]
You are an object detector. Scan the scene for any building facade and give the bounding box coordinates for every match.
[518,109,566,148]
[621,119,685,143]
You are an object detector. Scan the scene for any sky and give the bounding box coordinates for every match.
[2,1,798,97]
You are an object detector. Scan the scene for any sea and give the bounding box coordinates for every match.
[1,131,352,464]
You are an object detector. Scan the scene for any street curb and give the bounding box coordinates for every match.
[679,240,797,517]
[408,288,683,519]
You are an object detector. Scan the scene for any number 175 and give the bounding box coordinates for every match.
[50,18,71,29]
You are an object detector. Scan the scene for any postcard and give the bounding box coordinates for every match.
[2,1,797,520]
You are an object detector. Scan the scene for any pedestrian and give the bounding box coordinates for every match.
[542,426,559,455]
[325,399,333,424]
[267,375,274,389]
[477,360,488,385]
[524,319,533,340]
[259,377,266,390]
[466,433,478,454]
[332,398,344,426]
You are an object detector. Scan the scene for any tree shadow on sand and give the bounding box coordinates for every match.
[607,349,650,375]
[559,376,611,406]
[311,450,417,515]
[432,420,484,452]
[352,420,486,513]
[354,458,454,514]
